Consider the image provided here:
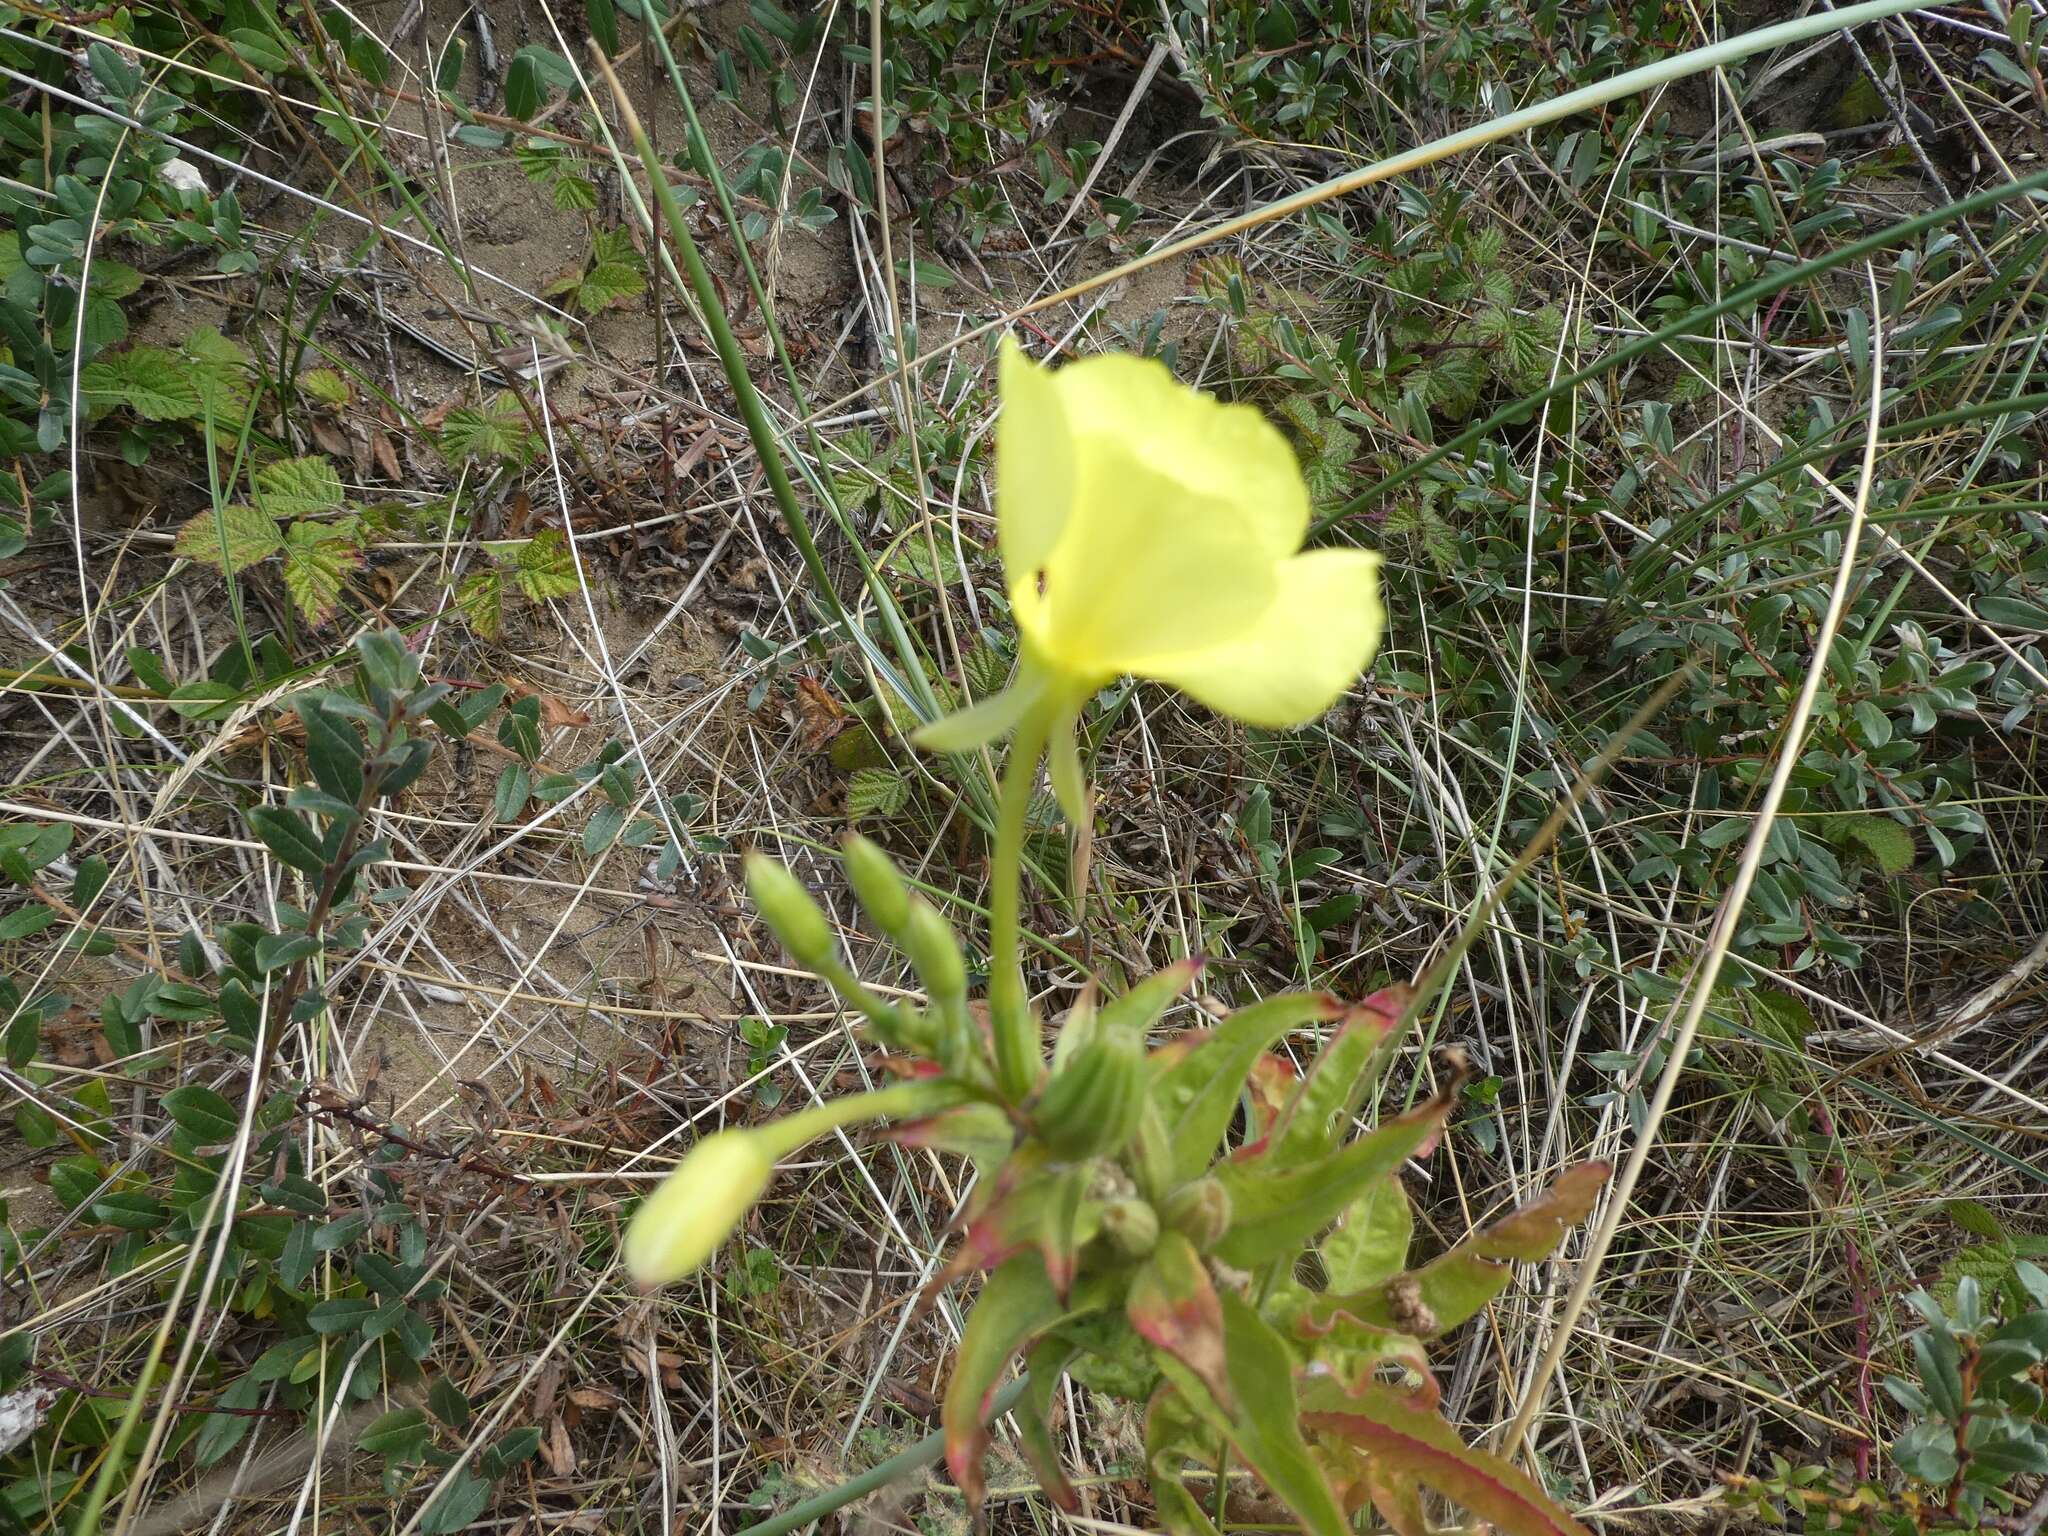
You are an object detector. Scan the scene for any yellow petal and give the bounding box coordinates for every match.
[1140,549,1383,728]
[1049,353,1309,561]
[996,338,1072,604]
[1038,452,1275,672]
[624,1131,775,1286]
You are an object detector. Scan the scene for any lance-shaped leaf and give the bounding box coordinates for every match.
[1301,1162,1609,1338]
[1150,1290,1350,1536]
[944,1256,1066,1512]
[1016,1340,1080,1511]
[1128,1231,1229,1405]
[923,1152,1100,1303]
[1298,1379,1593,1536]
[1268,985,1409,1162]
[1145,1386,1224,1536]
[1319,1174,1412,1293]
[1151,991,1343,1185]
[1099,957,1203,1037]
[1209,1092,1452,1270]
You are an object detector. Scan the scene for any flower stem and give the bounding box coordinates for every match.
[988,707,1051,1102]
[764,1080,963,1160]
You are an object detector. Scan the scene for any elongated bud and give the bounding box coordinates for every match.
[901,898,966,1001]
[842,834,912,937]
[1100,1197,1160,1258]
[624,1130,774,1285]
[1164,1177,1232,1251]
[745,853,835,970]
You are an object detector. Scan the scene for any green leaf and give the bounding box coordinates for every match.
[943,1255,1067,1512]
[300,368,351,407]
[79,345,202,420]
[505,528,581,601]
[1152,991,1343,1185]
[251,456,345,518]
[306,1297,379,1333]
[90,1190,167,1229]
[1211,1093,1451,1270]
[246,807,329,875]
[1015,1340,1081,1511]
[427,1376,471,1429]
[1319,1174,1412,1293]
[1271,986,1407,1163]
[1153,1291,1350,1536]
[1298,1380,1592,1536]
[194,1375,262,1467]
[845,767,908,821]
[359,1406,432,1464]
[173,503,285,573]
[456,570,504,639]
[70,855,109,910]
[493,762,530,822]
[418,1471,493,1534]
[1824,812,1916,875]
[296,696,366,805]
[282,522,361,626]
[0,904,56,941]
[163,1084,240,1143]
[1127,1232,1229,1403]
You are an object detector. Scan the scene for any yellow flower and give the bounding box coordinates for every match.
[916,340,1382,785]
[623,1130,774,1286]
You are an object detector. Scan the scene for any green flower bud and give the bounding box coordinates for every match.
[842,834,912,937]
[625,1130,774,1285]
[1100,1197,1160,1258]
[745,853,835,970]
[901,898,967,1001]
[1164,1177,1233,1251]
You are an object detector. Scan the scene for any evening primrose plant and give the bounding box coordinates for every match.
[627,344,1604,1536]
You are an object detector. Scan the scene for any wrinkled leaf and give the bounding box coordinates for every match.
[943,1256,1065,1512]
[1152,991,1342,1184]
[1128,1231,1229,1404]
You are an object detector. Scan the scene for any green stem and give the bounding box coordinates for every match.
[587,46,847,630]
[988,708,1052,1102]
[732,1378,1030,1536]
[764,1080,962,1159]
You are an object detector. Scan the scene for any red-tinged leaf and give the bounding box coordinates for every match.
[1128,1232,1230,1405]
[1152,991,1344,1184]
[1244,1052,1296,1140]
[1210,1092,1452,1270]
[1361,1459,1430,1536]
[1151,1291,1350,1536]
[1470,1160,1609,1261]
[944,1256,1065,1512]
[881,1101,1015,1178]
[921,1154,1098,1306]
[1016,1340,1080,1511]
[1298,1381,1593,1536]
[1269,986,1409,1161]
[1303,1162,1611,1338]
[1292,1309,1437,1407]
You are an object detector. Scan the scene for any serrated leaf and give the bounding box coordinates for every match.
[1826,812,1916,875]
[79,345,201,420]
[282,522,361,626]
[507,528,581,601]
[456,570,504,639]
[254,457,345,518]
[844,767,909,821]
[300,368,351,407]
[174,503,285,574]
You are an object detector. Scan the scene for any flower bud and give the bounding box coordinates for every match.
[842,834,912,938]
[745,854,835,970]
[624,1131,774,1285]
[1100,1197,1160,1258]
[901,899,967,1001]
[1164,1177,1233,1251]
